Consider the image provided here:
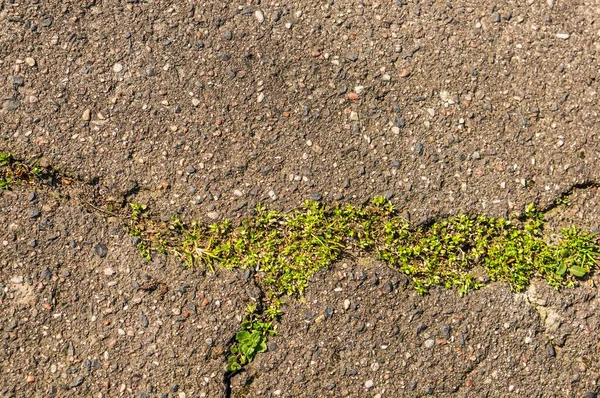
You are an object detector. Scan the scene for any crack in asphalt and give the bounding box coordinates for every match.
[2,152,599,396]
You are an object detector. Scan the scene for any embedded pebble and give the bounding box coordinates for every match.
[207,211,220,220]
[255,10,265,23]
[94,244,108,258]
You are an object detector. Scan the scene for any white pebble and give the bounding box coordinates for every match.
[364,380,374,389]
[343,299,351,310]
[207,211,219,220]
[113,63,123,73]
[268,190,278,200]
[255,10,265,23]
[424,339,435,348]
[25,57,36,67]
[556,33,570,39]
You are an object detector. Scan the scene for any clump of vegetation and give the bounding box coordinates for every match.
[127,197,600,372]
[0,152,60,189]
[226,303,278,372]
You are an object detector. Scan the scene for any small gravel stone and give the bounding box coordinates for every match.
[556,33,570,39]
[207,211,219,220]
[310,192,322,201]
[346,53,358,62]
[424,339,435,348]
[11,276,24,284]
[82,109,91,122]
[25,57,36,67]
[41,16,53,27]
[442,324,451,339]
[186,166,196,174]
[12,76,24,87]
[139,313,149,328]
[29,208,41,218]
[343,299,351,310]
[547,344,556,357]
[268,190,278,200]
[41,268,52,280]
[94,244,108,258]
[364,380,374,389]
[223,30,233,40]
[70,376,84,388]
[113,63,123,73]
[384,280,394,293]
[103,267,115,276]
[4,99,20,111]
[255,10,265,23]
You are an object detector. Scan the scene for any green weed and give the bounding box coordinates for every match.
[226,303,277,372]
[127,197,600,372]
[0,152,59,189]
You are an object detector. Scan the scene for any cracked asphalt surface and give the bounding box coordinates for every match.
[2,0,600,397]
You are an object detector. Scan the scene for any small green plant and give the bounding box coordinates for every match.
[555,196,569,206]
[129,203,148,221]
[0,152,13,167]
[227,304,277,372]
[0,152,59,189]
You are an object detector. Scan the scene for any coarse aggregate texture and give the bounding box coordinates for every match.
[2,0,600,397]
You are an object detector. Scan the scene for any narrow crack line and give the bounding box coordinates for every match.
[3,150,599,226]
[222,275,267,398]
[536,180,600,216]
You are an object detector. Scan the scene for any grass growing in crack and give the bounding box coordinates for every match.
[127,197,600,372]
[226,303,278,372]
[0,152,62,189]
